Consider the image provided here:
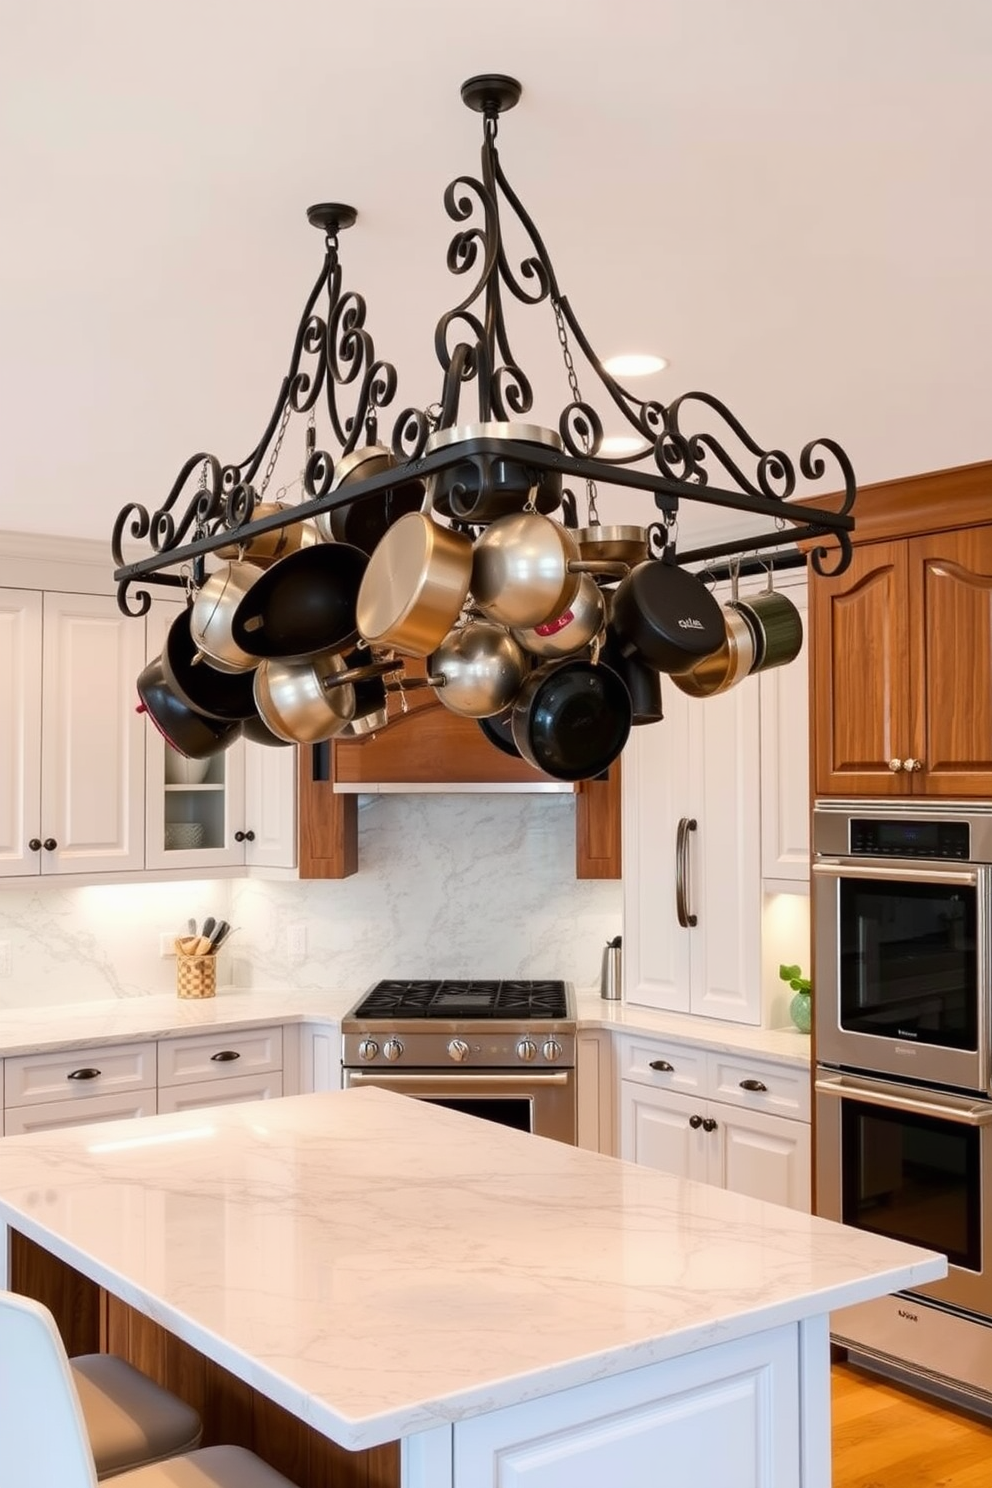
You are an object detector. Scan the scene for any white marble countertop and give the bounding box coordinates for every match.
[0,1086,943,1449]
[0,986,810,1066]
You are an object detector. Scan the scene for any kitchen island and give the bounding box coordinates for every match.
[0,1086,943,1488]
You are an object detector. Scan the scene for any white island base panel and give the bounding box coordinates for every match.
[0,1088,943,1488]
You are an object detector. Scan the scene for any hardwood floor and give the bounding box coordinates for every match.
[832,1362,992,1487]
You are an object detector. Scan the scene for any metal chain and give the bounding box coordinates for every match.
[552,299,599,523]
[258,402,293,499]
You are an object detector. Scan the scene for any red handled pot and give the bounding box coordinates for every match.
[136,657,241,760]
[471,512,622,630]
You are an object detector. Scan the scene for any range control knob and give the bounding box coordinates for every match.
[516,1038,537,1063]
[357,1038,379,1062]
[447,1038,471,1063]
[542,1038,562,1063]
[382,1037,404,1063]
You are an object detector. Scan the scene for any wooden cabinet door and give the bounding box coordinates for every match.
[910,526,992,796]
[810,540,914,796]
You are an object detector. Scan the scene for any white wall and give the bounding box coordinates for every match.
[0,794,622,1009]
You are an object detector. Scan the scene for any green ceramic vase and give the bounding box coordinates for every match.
[789,989,812,1034]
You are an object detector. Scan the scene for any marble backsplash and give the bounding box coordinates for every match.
[0,794,622,1010]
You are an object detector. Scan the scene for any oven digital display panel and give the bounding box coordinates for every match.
[850,818,970,859]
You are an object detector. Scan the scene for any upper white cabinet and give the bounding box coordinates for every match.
[623,572,809,1025]
[143,603,297,874]
[0,588,146,878]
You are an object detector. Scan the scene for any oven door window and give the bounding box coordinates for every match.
[839,879,977,1049]
[841,1099,981,1270]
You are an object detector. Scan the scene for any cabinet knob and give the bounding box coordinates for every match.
[887,758,904,773]
[43,838,58,851]
[904,758,924,773]
[688,1114,703,1129]
[28,838,42,852]
[649,1059,674,1073]
[702,1117,718,1133]
[739,1078,768,1093]
[234,830,255,843]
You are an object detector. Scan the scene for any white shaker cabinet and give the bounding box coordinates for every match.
[623,653,762,1024]
[0,588,147,878]
[619,1034,811,1212]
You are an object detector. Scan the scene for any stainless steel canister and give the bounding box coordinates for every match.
[600,935,622,1001]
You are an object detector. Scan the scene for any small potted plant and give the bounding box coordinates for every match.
[780,963,812,1034]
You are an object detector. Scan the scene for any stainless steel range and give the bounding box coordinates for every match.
[341,979,577,1144]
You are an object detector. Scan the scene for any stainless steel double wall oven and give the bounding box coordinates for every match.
[813,800,992,1403]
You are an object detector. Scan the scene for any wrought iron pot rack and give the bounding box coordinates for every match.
[111,73,856,617]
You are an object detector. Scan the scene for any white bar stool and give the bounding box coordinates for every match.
[1,1292,303,1488]
[71,1352,203,1479]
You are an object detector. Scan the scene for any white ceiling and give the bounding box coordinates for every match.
[1,0,990,553]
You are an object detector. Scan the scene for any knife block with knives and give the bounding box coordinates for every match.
[174,918,231,999]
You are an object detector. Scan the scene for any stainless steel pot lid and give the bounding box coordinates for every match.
[425,422,563,454]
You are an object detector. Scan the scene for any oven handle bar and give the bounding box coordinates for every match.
[815,1072,992,1125]
[812,861,979,887]
[345,1071,572,1089]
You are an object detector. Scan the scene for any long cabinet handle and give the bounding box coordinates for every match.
[675,817,698,929]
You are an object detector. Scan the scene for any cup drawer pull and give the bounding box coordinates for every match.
[739,1078,768,1093]
[67,1067,101,1081]
[210,1050,241,1063]
[649,1059,674,1073]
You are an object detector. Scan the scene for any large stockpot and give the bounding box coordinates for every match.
[425,422,563,522]
[733,583,803,674]
[609,557,726,673]
[356,511,474,657]
[427,621,528,719]
[511,658,632,782]
[670,600,756,699]
[189,561,265,673]
[471,511,619,630]
[231,543,368,661]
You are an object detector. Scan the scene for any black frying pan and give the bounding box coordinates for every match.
[231,543,368,661]
[510,659,632,782]
[161,607,259,722]
[136,657,241,760]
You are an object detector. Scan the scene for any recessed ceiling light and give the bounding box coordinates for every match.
[599,435,646,456]
[602,353,669,377]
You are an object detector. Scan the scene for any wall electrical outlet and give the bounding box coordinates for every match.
[159,933,178,958]
[287,923,308,959]
[0,940,11,978]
